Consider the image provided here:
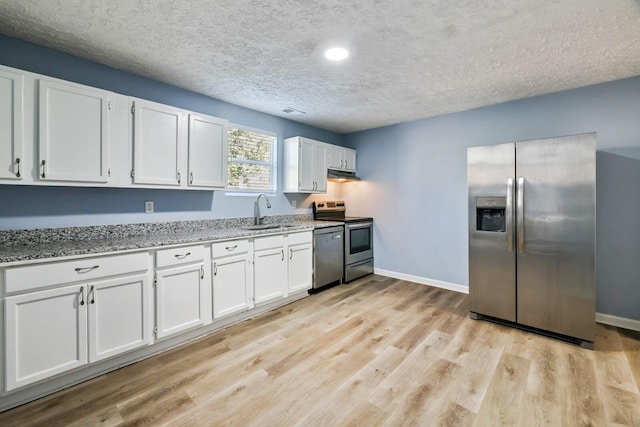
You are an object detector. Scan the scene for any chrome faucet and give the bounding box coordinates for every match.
[254,193,272,225]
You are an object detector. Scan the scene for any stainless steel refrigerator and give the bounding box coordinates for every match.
[468,133,596,349]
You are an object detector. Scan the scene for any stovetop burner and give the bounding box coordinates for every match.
[313,201,372,223]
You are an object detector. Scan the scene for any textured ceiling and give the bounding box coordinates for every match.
[1,0,640,134]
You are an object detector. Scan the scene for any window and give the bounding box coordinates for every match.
[226,125,277,192]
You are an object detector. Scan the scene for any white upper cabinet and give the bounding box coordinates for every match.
[0,67,24,181]
[0,65,232,190]
[343,147,356,172]
[327,145,356,172]
[131,98,185,186]
[283,136,328,193]
[38,79,111,183]
[188,113,228,188]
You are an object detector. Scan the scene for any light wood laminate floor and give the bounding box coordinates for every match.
[1,275,639,426]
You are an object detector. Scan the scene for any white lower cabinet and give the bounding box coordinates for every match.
[287,232,313,294]
[155,245,209,339]
[253,235,288,305]
[5,285,88,392]
[4,266,152,392]
[212,240,253,319]
[88,274,152,362]
[0,230,313,402]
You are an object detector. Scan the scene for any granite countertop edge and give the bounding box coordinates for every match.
[0,216,345,265]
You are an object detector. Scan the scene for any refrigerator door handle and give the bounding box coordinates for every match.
[517,177,525,253]
[506,178,514,252]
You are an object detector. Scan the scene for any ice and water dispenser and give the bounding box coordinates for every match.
[476,197,506,232]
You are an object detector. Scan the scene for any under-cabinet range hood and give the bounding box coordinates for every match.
[327,169,360,182]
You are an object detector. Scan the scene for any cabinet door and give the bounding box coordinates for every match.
[88,273,152,362]
[5,285,88,391]
[132,99,184,186]
[298,138,315,192]
[188,114,228,188]
[213,254,253,318]
[253,247,287,305]
[328,146,343,170]
[288,243,313,294]
[314,143,327,192]
[38,79,110,183]
[0,67,23,181]
[343,148,356,172]
[155,264,206,339]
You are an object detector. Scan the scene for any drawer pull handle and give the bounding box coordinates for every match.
[200,265,205,280]
[75,265,100,273]
[190,171,194,185]
[90,285,95,304]
[79,286,85,306]
[40,160,46,179]
[15,158,21,178]
[174,252,191,259]
[213,263,217,276]
[225,245,238,251]
[281,249,284,261]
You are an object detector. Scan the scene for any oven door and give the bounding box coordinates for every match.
[345,222,373,265]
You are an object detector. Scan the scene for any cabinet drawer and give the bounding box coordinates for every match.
[4,252,150,294]
[211,239,251,259]
[254,235,285,251]
[288,231,312,246]
[156,244,205,268]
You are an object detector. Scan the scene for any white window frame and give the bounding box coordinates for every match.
[225,124,277,195]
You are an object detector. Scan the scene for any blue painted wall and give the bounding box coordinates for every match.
[0,35,345,229]
[2,35,639,321]
[343,77,640,321]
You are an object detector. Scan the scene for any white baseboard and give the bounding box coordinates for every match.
[596,312,640,332]
[374,269,640,332]
[374,268,469,294]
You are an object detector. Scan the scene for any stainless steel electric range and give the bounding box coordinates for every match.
[313,201,374,282]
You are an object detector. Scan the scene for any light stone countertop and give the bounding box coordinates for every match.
[0,216,344,265]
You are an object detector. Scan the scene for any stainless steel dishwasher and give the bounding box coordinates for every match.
[313,225,344,291]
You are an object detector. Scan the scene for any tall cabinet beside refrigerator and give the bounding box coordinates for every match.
[468,133,596,349]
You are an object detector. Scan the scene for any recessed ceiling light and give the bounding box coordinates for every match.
[324,47,349,61]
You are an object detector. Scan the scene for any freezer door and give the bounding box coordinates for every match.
[468,143,516,321]
[515,134,596,342]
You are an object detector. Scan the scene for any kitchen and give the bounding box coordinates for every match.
[1,0,640,425]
